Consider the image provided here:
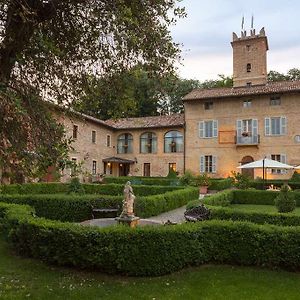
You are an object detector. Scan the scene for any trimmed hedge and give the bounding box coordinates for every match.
[250,180,300,190]
[232,190,300,206]
[104,176,181,186]
[208,205,300,227]
[2,202,300,276]
[0,183,182,196]
[209,178,233,191]
[0,187,198,222]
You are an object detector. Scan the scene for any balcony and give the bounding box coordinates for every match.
[236,134,260,146]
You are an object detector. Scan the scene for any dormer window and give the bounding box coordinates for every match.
[247,63,251,73]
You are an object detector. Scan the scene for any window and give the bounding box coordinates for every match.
[117,133,133,154]
[204,101,213,110]
[236,119,258,144]
[265,117,286,136]
[271,154,286,174]
[295,135,300,143]
[169,163,176,172]
[140,132,157,153]
[164,131,183,153]
[92,160,97,175]
[199,120,218,138]
[246,45,251,51]
[106,135,111,147]
[92,130,96,143]
[200,155,217,173]
[144,163,151,177]
[243,100,252,108]
[270,96,281,106]
[72,125,78,139]
[247,63,251,72]
[246,82,252,87]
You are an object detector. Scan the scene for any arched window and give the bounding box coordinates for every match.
[247,63,251,73]
[117,133,133,154]
[164,131,183,153]
[140,132,157,154]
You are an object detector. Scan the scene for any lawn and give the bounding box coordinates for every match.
[230,204,300,215]
[2,239,300,299]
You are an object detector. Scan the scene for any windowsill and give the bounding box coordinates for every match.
[200,137,217,139]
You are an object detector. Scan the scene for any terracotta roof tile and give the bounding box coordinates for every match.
[104,114,184,129]
[183,80,300,101]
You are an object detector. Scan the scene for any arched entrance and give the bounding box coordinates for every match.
[241,156,254,179]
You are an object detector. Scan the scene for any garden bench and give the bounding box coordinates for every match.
[91,207,119,219]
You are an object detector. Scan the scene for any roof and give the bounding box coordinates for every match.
[104,114,184,130]
[183,80,300,101]
[102,157,135,164]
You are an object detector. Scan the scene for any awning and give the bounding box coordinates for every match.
[102,157,135,164]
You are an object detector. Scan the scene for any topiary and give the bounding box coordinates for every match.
[167,168,177,179]
[275,184,295,213]
[67,177,85,194]
[179,170,195,186]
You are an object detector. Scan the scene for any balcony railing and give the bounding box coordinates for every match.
[236,134,260,146]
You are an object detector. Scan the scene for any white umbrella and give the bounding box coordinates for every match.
[295,165,300,170]
[237,158,294,170]
[237,158,294,189]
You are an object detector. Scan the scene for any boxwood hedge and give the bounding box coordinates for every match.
[0,183,183,196]
[2,202,300,276]
[0,187,198,222]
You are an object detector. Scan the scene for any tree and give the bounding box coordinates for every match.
[0,0,185,182]
[268,68,300,82]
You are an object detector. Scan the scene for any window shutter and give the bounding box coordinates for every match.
[200,156,205,173]
[199,121,204,138]
[252,119,258,136]
[212,156,217,173]
[281,154,287,174]
[281,117,287,135]
[236,119,242,136]
[265,118,270,136]
[213,120,218,138]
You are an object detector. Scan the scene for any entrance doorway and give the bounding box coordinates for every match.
[143,163,151,177]
[119,163,130,176]
[241,156,254,179]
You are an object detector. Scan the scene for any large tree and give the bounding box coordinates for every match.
[0,0,185,182]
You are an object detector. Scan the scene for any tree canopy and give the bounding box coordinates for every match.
[0,0,185,182]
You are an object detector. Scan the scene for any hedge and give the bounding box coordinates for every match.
[208,205,300,227]
[2,202,300,276]
[104,176,181,186]
[250,180,300,190]
[0,183,182,196]
[0,187,198,222]
[209,178,233,191]
[231,190,300,206]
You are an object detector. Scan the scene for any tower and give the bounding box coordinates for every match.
[231,27,269,87]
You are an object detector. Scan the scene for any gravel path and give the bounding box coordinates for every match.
[146,205,187,224]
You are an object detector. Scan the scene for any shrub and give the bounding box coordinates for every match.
[291,171,300,182]
[275,185,296,213]
[193,173,211,187]
[167,168,177,179]
[179,170,195,186]
[3,202,300,276]
[0,187,198,221]
[209,178,233,191]
[203,190,233,207]
[67,177,85,194]
[231,171,250,189]
[208,205,300,226]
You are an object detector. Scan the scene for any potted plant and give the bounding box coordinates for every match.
[194,173,211,194]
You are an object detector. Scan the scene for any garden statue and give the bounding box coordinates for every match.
[121,181,136,217]
[116,181,140,227]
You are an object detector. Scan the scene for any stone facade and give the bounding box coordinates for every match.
[57,113,184,181]
[184,28,300,180]
[56,27,300,182]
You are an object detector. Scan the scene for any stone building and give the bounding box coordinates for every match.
[58,112,184,181]
[50,26,300,182]
[183,27,300,179]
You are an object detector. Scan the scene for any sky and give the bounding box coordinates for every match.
[170,0,300,81]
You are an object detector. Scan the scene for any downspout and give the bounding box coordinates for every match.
[183,111,186,174]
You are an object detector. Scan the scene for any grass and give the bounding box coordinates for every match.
[2,239,300,299]
[230,204,300,215]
